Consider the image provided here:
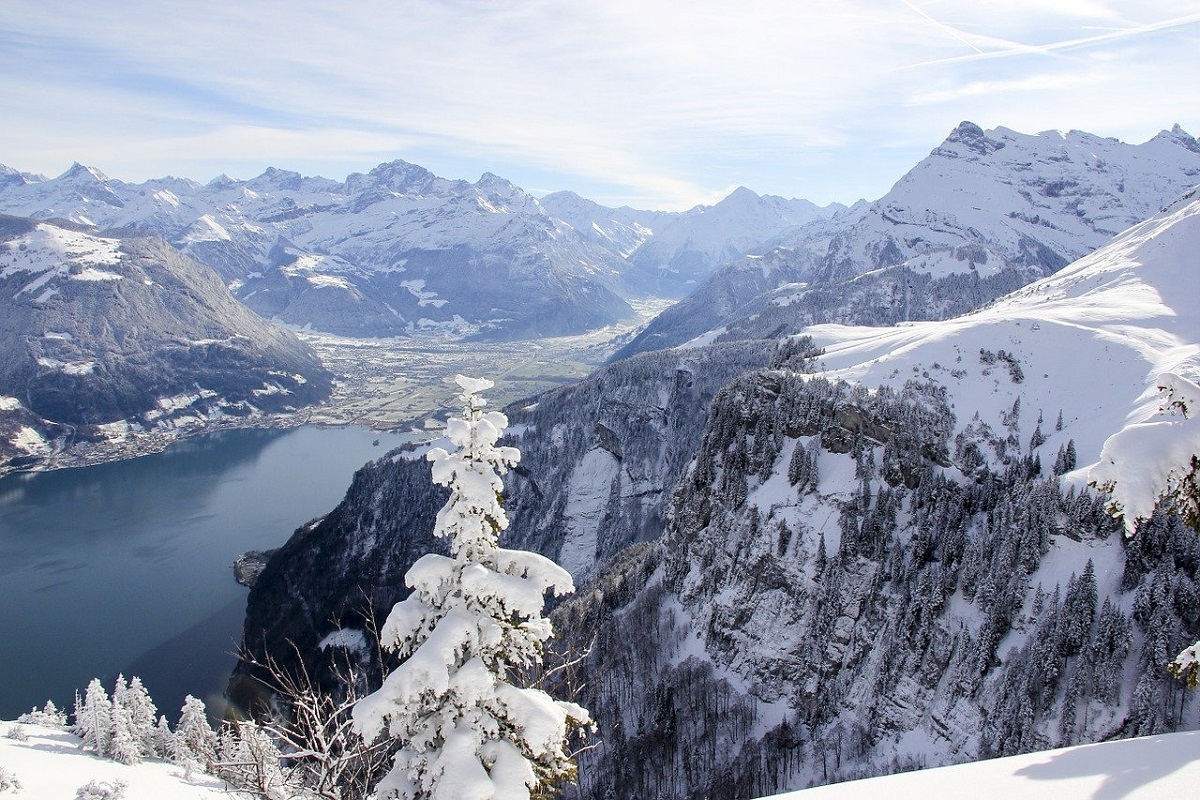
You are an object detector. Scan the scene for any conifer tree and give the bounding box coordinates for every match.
[129,677,158,758]
[74,678,112,756]
[171,695,217,768]
[353,375,590,800]
[109,699,141,766]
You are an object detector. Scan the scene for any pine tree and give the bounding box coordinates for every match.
[172,695,217,768]
[109,699,141,766]
[74,678,112,756]
[353,375,591,800]
[153,715,175,760]
[120,676,158,759]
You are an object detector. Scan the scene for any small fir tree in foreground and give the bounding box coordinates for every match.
[353,375,590,799]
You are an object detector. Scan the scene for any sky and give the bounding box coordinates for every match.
[1,1,1198,210]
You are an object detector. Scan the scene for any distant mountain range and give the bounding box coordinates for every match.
[0,215,332,471]
[612,122,1200,360]
[0,159,844,339]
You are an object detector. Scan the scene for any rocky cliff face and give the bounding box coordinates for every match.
[0,215,331,470]
[232,339,777,694]
[552,369,1197,798]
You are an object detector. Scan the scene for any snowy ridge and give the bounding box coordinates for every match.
[807,189,1200,531]
[614,123,1200,360]
[820,122,1200,284]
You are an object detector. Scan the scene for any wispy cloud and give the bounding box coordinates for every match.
[0,1,1197,208]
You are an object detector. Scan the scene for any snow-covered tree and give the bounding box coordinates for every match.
[117,676,159,759]
[109,699,141,766]
[212,721,289,800]
[153,715,175,759]
[74,679,112,756]
[353,375,590,799]
[171,695,217,768]
[17,700,67,728]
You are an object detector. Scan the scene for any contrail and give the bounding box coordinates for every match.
[901,0,985,54]
[903,10,1200,69]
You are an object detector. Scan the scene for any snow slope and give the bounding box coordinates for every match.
[766,729,1200,800]
[805,187,1200,531]
[0,721,230,798]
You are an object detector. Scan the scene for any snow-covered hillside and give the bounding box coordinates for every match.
[0,215,332,472]
[4,718,1195,799]
[766,729,1200,799]
[806,186,1200,527]
[0,721,230,799]
[544,188,1200,797]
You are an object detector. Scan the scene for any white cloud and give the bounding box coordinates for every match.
[1,0,1197,208]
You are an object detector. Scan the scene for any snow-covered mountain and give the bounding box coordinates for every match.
[818,122,1200,283]
[552,186,1200,797]
[625,186,849,297]
[0,215,332,471]
[615,122,1200,359]
[538,190,667,261]
[0,161,639,338]
[238,186,1200,797]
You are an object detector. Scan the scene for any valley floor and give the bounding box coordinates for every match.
[13,298,671,476]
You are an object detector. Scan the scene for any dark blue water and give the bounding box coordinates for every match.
[0,425,411,720]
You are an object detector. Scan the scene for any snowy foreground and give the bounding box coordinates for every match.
[4,720,1198,799]
[0,722,230,798]
[767,730,1200,800]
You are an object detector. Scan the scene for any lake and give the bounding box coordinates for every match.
[0,425,413,721]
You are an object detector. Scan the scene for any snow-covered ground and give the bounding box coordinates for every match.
[765,730,1200,799]
[6,718,1197,799]
[0,721,230,798]
[805,188,1200,532]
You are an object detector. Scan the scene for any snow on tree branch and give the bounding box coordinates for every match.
[352,375,590,800]
[1089,372,1200,535]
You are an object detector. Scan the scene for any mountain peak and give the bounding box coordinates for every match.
[941,121,1005,155]
[58,162,111,183]
[720,186,761,205]
[476,171,518,190]
[207,173,239,188]
[1153,124,1200,154]
[249,167,304,190]
[346,159,437,195]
